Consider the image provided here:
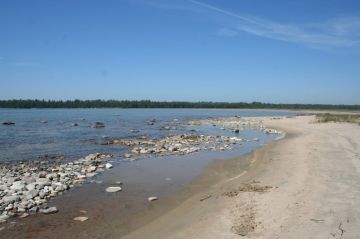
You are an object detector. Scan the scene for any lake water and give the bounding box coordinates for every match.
[0,109,295,162]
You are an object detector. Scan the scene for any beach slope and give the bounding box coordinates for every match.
[123,115,360,239]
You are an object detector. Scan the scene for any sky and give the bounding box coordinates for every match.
[0,0,360,104]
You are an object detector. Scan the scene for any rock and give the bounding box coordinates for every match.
[87,166,97,173]
[148,196,158,202]
[28,206,39,213]
[39,191,46,199]
[2,195,20,204]
[71,123,78,127]
[105,187,122,193]
[36,178,51,186]
[0,214,10,223]
[105,163,113,169]
[2,121,15,125]
[17,207,26,213]
[25,183,36,191]
[73,216,88,222]
[26,189,39,199]
[19,213,29,218]
[5,204,13,210]
[40,206,58,214]
[114,181,122,185]
[93,122,105,128]
[40,120,48,124]
[10,181,25,191]
[124,154,132,159]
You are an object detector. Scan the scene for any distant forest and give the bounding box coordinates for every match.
[0,99,359,110]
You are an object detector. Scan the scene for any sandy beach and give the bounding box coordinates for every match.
[123,115,360,239]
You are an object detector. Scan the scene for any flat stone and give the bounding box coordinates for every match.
[2,195,20,204]
[105,187,122,193]
[40,206,58,214]
[73,216,88,222]
[10,181,25,191]
[105,163,113,169]
[26,183,36,191]
[0,214,10,223]
[19,213,29,218]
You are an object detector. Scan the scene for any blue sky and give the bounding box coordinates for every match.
[0,0,360,104]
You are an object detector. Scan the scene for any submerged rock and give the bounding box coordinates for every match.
[93,122,105,128]
[2,121,15,126]
[40,207,58,214]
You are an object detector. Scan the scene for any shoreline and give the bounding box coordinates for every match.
[121,120,289,239]
[122,115,360,238]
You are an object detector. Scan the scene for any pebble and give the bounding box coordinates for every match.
[105,187,122,193]
[148,196,158,202]
[105,163,113,169]
[73,216,88,222]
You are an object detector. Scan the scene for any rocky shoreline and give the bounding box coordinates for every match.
[0,153,112,223]
[0,116,284,225]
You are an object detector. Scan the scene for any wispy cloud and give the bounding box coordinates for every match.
[187,0,360,48]
[144,0,358,48]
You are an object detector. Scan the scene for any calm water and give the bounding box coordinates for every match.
[0,109,295,162]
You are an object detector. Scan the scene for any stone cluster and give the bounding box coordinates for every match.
[0,153,112,223]
[107,134,245,159]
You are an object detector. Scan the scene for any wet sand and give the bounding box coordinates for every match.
[122,115,360,239]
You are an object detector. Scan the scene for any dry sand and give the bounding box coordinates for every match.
[123,115,360,239]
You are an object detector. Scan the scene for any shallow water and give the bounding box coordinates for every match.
[0,108,294,162]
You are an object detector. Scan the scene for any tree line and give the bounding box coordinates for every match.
[0,99,359,110]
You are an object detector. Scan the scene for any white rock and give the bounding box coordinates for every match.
[105,186,121,193]
[10,181,25,191]
[148,196,158,202]
[105,163,113,169]
[26,183,36,191]
[73,216,88,222]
